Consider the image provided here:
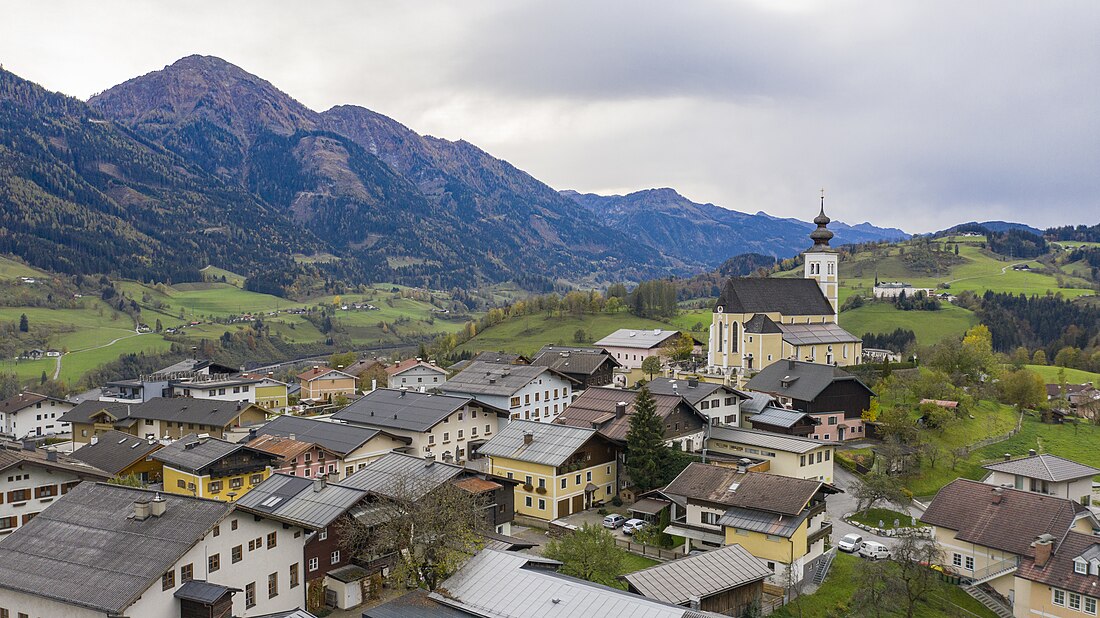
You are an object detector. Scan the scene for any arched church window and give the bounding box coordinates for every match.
[730,321,738,352]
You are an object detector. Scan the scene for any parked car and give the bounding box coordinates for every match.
[622,519,648,535]
[837,533,864,553]
[602,514,626,529]
[859,541,891,561]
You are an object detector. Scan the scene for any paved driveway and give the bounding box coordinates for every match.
[829,466,925,553]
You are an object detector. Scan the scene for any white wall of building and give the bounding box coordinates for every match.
[0,466,88,537]
[388,366,446,389]
[0,399,73,439]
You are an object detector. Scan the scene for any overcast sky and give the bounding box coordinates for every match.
[2,0,1097,232]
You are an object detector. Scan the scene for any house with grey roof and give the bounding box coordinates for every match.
[0,440,109,537]
[746,359,874,441]
[0,482,307,617]
[553,386,706,451]
[645,377,747,427]
[745,406,820,437]
[982,450,1100,505]
[69,428,165,482]
[440,361,578,424]
[154,434,279,502]
[705,425,836,483]
[365,548,728,618]
[61,396,269,447]
[252,413,412,479]
[530,345,621,389]
[623,543,771,615]
[594,328,702,371]
[333,388,509,466]
[0,390,74,439]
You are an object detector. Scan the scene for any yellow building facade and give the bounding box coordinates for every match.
[489,456,616,521]
[155,435,278,502]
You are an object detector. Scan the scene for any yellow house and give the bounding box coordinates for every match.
[661,462,837,586]
[705,425,835,483]
[154,434,279,502]
[298,366,357,402]
[921,479,1100,611]
[1014,532,1100,618]
[69,429,165,484]
[242,374,290,411]
[477,419,619,521]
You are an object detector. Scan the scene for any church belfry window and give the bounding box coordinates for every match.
[827,262,834,275]
[730,321,738,352]
[717,322,724,352]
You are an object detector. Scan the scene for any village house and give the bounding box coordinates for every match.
[623,543,772,616]
[342,358,388,390]
[69,429,165,483]
[385,358,448,389]
[0,482,308,617]
[0,441,108,537]
[1014,530,1100,618]
[529,345,621,389]
[981,451,1099,506]
[594,328,702,371]
[920,479,1100,614]
[746,360,875,441]
[239,373,291,411]
[477,420,618,521]
[705,425,836,483]
[660,462,838,586]
[251,413,411,479]
[553,386,707,452]
[61,397,268,446]
[440,361,577,423]
[0,391,73,439]
[155,434,279,502]
[333,388,508,465]
[246,434,345,480]
[645,377,747,427]
[745,406,820,437]
[707,205,863,377]
[297,366,358,402]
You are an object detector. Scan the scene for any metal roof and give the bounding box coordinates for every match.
[706,425,834,454]
[982,454,1100,482]
[745,360,873,403]
[748,406,818,429]
[235,474,367,529]
[476,420,598,467]
[441,362,575,398]
[341,452,466,500]
[594,328,685,349]
[717,506,808,538]
[0,483,231,614]
[364,588,472,618]
[256,414,405,456]
[778,322,861,346]
[153,434,275,473]
[69,430,163,475]
[429,549,726,618]
[173,580,238,604]
[334,388,501,433]
[739,391,779,415]
[643,379,748,406]
[60,397,257,428]
[623,544,772,605]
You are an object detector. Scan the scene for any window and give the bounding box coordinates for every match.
[309,557,319,572]
[209,480,223,493]
[180,563,193,583]
[290,563,300,588]
[268,572,278,598]
[828,417,838,425]
[6,489,29,503]
[486,424,492,434]
[1070,593,1082,611]
[443,432,450,443]
[701,512,719,525]
[251,474,264,485]
[510,396,521,408]
[538,498,545,510]
[331,550,341,564]
[606,465,611,475]
[209,553,220,572]
[952,553,962,567]
[1076,560,1089,574]
[245,582,256,608]
[162,570,175,590]
[825,450,830,461]
[34,485,57,499]
[177,479,186,489]
[561,478,567,489]
[1085,596,1096,614]
[230,477,243,489]
[575,474,581,485]
[586,471,592,482]
[428,434,435,445]
[232,545,243,563]
[964,556,974,571]
[817,451,823,463]
[800,455,806,467]
[538,478,545,489]
[231,519,238,530]
[525,496,532,507]
[267,531,277,548]
[213,524,220,537]
[458,430,463,440]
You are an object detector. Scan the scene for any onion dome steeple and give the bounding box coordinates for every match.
[809,190,834,250]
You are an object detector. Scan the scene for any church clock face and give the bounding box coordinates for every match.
[716,306,724,313]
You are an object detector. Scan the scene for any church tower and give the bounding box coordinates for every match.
[803,193,839,320]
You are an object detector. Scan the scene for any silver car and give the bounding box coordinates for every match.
[622,518,648,535]
[837,533,863,553]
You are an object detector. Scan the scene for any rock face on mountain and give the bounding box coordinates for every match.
[563,188,908,265]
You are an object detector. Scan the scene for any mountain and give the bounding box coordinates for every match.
[562,188,908,266]
[0,65,320,284]
[89,56,677,287]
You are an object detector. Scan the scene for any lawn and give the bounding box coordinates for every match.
[840,302,978,346]
[0,256,50,280]
[57,333,173,384]
[771,552,997,618]
[609,552,661,590]
[1022,364,1100,385]
[905,400,1019,496]
[117,280,296,319]
[972,414,1100,474]
[459,312,671,357]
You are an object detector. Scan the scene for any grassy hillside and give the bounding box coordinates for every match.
[840,303,979,346]
[459,312,671,357]
[1023,364,1100,384]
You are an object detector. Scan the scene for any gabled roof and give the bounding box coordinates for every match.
[740,391,780,416]
[174,580,238,604]
[298,366,355,382]
[477,420,601,467]
[745,360,874,403]
[748,406,819,429]
[553,386,701,442]
[662,462,825,515]
[441,361,577,398]
[743,314,782,334]
[982,453,1100,483]
[427,549,726,618]
[715,278,835,316]
[1017,531,1100,598]
[624,543,771,605]
[246,434,334,461]
[69,430,163,476]
[333,388,505,433]
[717,506,809,538]
[341,452,467,500]
[0,441,109,479]
[530,348,621,377]
[385,358,447,377]
[920,479,1091,557]
[60,397,260,429]
[153,434,276,474]
[0,483,231,614]
[471,351,530,365]
[157,358,238,375]
[255,414,408,456]
[706,425,834,454]
[594,328,693,350]
[235,473,367,529]
[0,391,69,414]
[344,358,385,376]
[643,378,748,406]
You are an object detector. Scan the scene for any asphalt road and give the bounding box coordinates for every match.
[828,466,926,553]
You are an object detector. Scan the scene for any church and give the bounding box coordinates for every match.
[707,201,862,377]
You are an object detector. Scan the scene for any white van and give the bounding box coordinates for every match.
[859,541,891,561]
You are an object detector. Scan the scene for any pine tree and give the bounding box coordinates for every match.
[18,314,28,333]
[625,385,667,491]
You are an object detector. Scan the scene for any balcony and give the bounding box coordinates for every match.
[807,522,832,550]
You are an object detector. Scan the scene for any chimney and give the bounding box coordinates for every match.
[1032,534,1055,568]
[1004,453,1012,461]
[371,378,377,392]
[1028,449,1037,457]
[523,431,534,445]
[46,450,57,462]
[615,402,628,418]
[788,359,796,370]
[149,493,166,517]
[133,499,151,521]
[688,378,699,388]
[689,597,701,610]
[425,453,436,462]
[313,474,327,493]
[992,487,1005,505]
[22,440,34,451]
[289,434,296,442]
[248,428,257,440]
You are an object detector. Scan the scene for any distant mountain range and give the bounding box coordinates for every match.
[1,54,911,294]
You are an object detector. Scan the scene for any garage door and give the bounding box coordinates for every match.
[557,498,571,518]
[572,494,583,514]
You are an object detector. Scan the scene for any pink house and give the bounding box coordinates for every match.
[247,434,342,478]
[808,412,865,441]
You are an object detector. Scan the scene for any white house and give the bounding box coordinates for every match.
[386,358,448,389]
[645,377,746,427]
[439,361,577,423]
[981,451,1099,506]
[0,392,74,439]
[0,482,308,618]
[0,441,109,537]
[594,329,700,370]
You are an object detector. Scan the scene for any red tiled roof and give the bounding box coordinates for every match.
[1017,532,1100,597]
[385,358,444,376]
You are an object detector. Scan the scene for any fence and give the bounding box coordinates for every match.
[614,538,684,561]
[963,411,1024,452]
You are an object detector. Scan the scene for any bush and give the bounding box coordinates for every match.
[611,496,623,507]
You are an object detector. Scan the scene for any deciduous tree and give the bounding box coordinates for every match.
[544,524,626,586]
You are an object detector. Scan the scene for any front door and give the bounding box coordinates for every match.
[838,426,845,440]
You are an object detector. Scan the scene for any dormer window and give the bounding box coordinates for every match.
[1075,558,1088,574]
